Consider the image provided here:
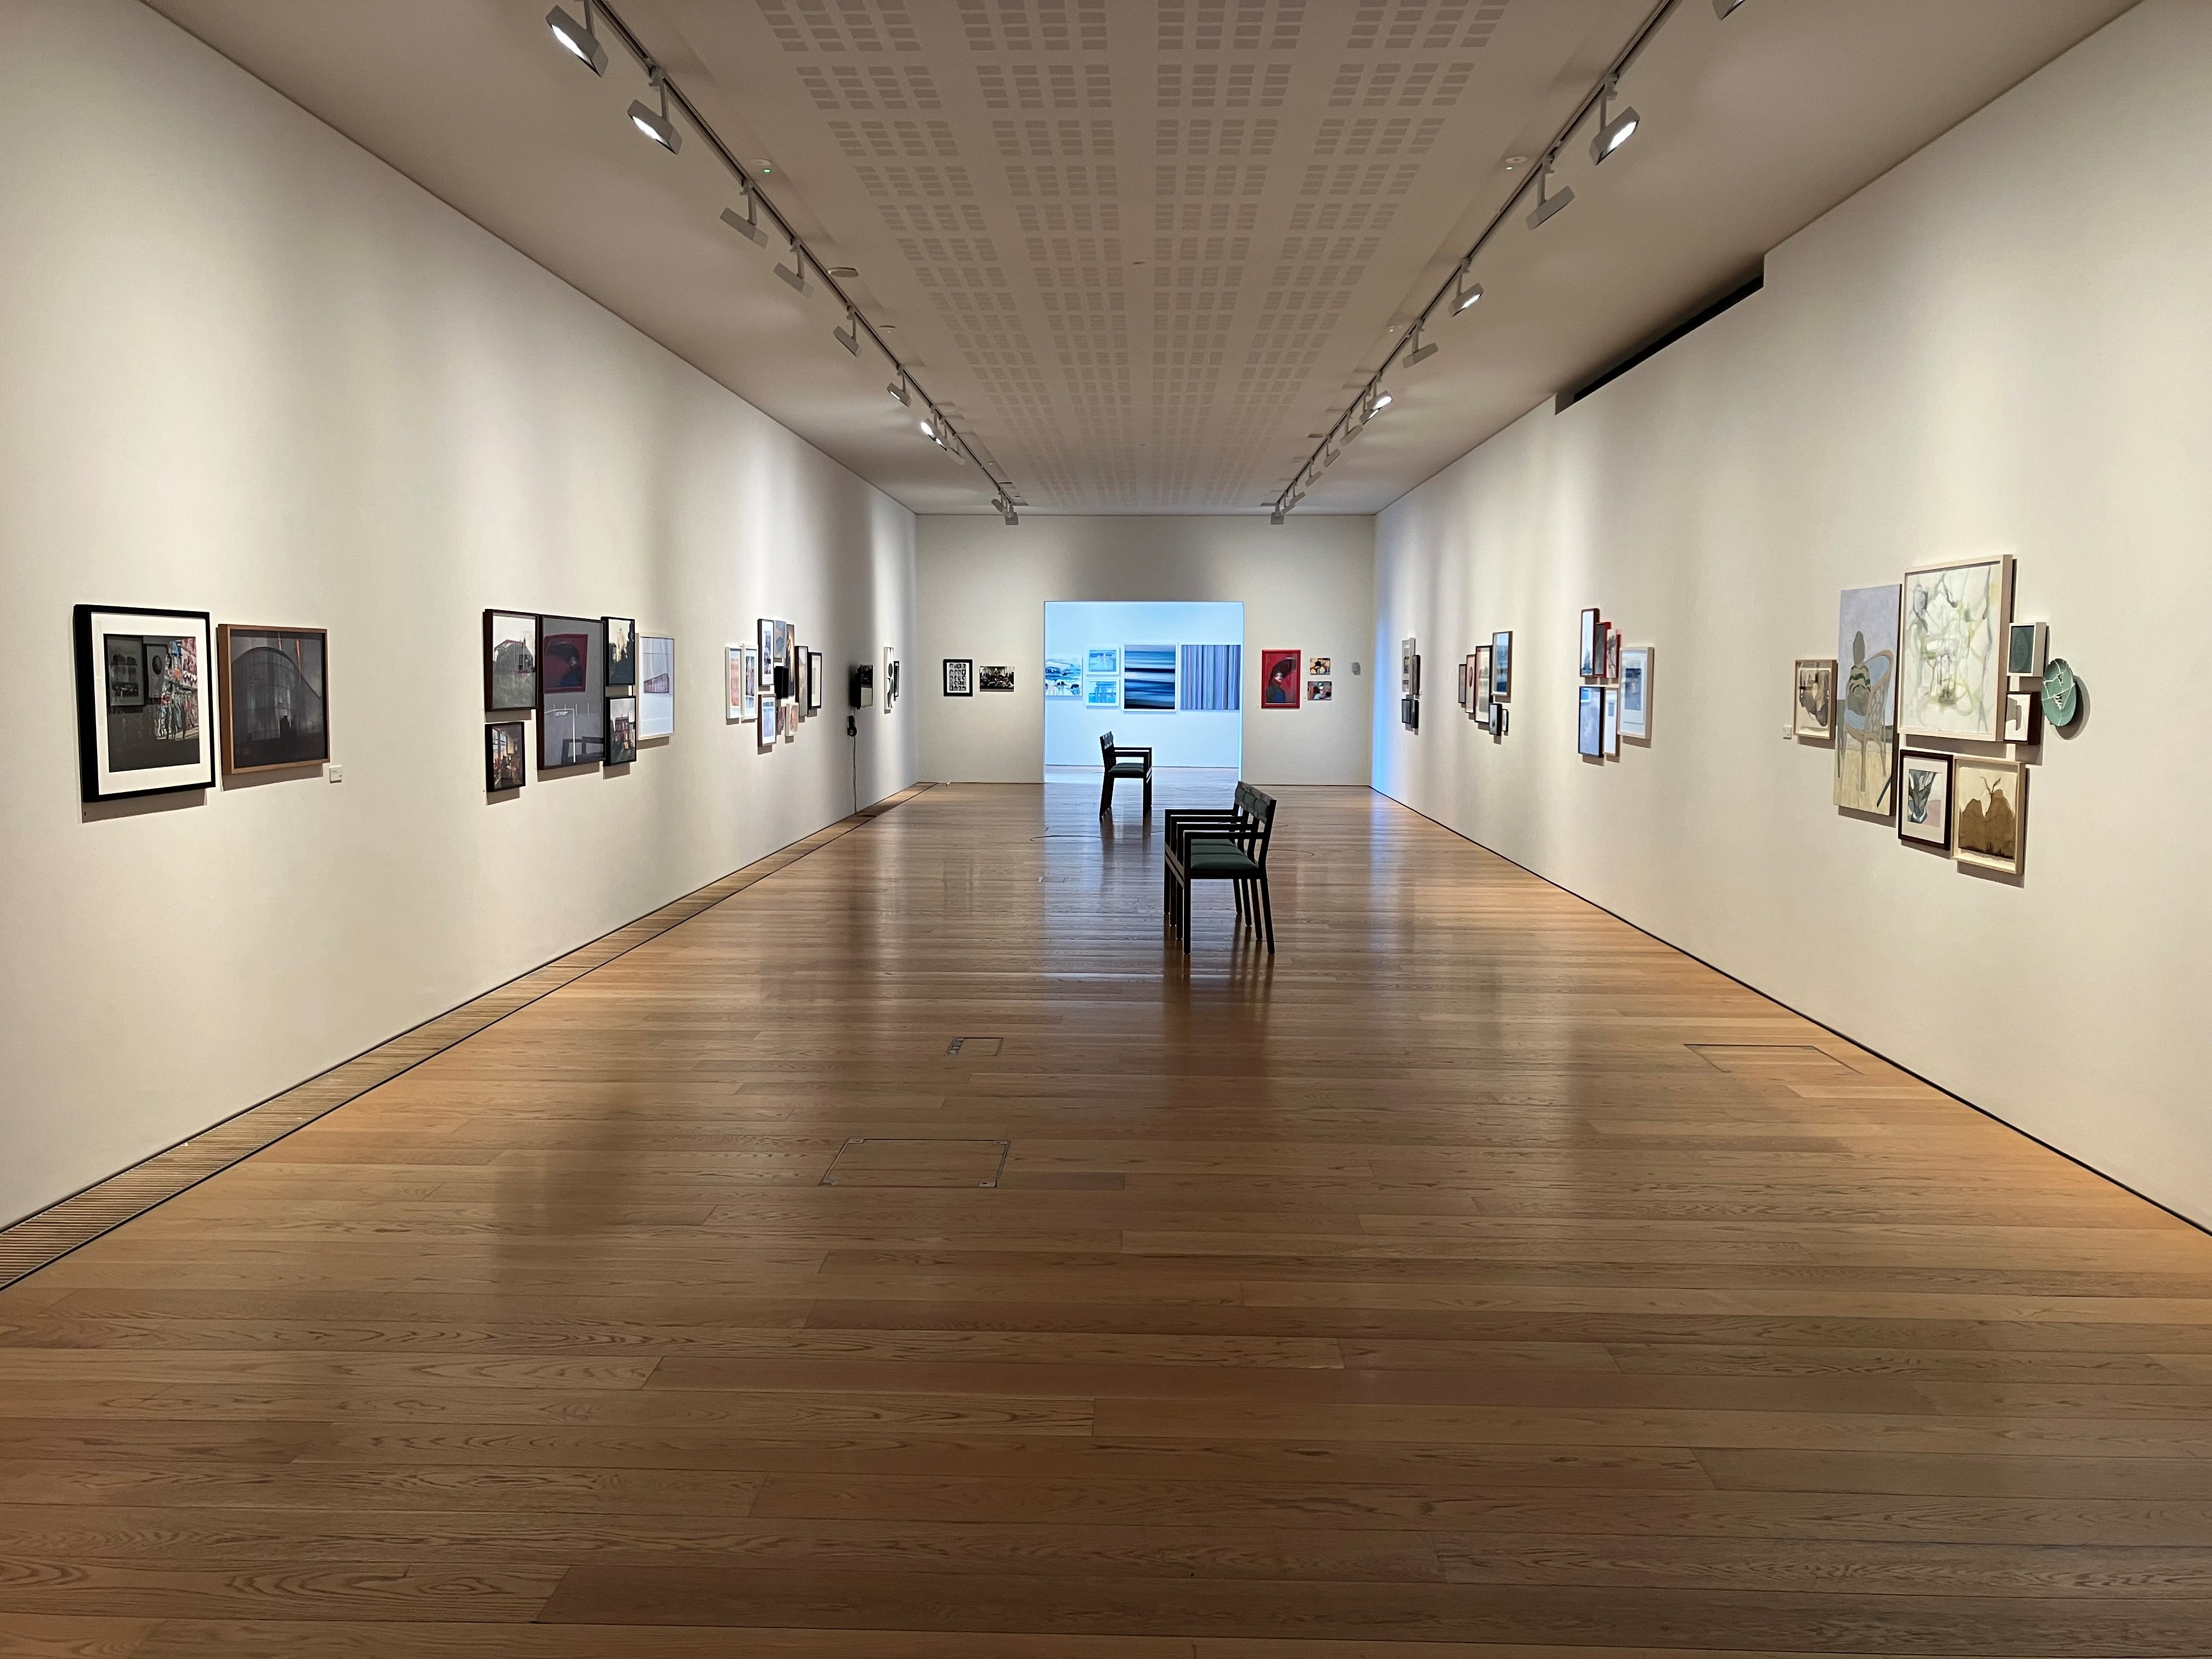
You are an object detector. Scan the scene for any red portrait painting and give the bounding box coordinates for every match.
[1260,648,1301,709]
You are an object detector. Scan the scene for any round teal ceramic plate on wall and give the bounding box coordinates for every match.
[2041,657,2078,728]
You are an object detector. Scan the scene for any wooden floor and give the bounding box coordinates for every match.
[4,777,2209,1657]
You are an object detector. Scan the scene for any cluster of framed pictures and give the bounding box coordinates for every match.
[1252,649,1330,708]
[1807,555,2060,877]
[1454,631,1515,737]
[731,618,825,749]
[944,657,1015,695]
[484,610,673,792]
[1573,609,1646,760]
[74,605,334,803]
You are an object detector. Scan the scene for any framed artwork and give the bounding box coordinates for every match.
[1491,631,1512,699]
[217,624,330,775]
[1897,751,1953,848]
[538,614,606,769]
[1605,628,1621,684]
[743,648,760,720]
[483,611,538,711]
[604,617,636,689]
[1124,645,1175,709]
[2007,620,2047,680]
[780,699,797,742]
[980,664,1015,692]
[944,658,973,696]
[1473,645,1492,720]
[1603,687,1621,757]
[1261,649,1301,708]
[1043,657,1081,698]
[1308,679,1333,702]
[1086,678,1117,707]
[1579,608,1600,678]
[1310,657,1331,676]
[607,696,637,764]
[1401,695,1419,731]
[1087,647,1120,677]
[1620,645,1651,740]
[1400,638,1414,693]
[1793,658,1836,740]
[807,650,823,713]
[1901,555,2011,741]
[1577,684,1602,757]
[1490,702,1509,736]
[485,720,526,792]
[73,605,217,801]
[1953,757,2025,873]
[1835,585,1899,813]
[638,635,674,739]
[734,646,761,716]
[2004,689,2039,743]
[883,645,900,708]
[757,619,776,689]
[1457,656,1470,708]
[1410,652,1421,696]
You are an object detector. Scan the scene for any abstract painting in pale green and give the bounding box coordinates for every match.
[1900,558,2005,741]
[1835,584,1899,814]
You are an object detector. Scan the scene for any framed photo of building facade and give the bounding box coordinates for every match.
[74,605,217,802]
[483,611,538,711]
[217,624,329,775]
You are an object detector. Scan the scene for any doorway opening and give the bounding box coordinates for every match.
[1042,600,1243,786]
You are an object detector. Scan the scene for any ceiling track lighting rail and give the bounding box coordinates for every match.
[1270,0,1690,522]
[552,0,1020,515]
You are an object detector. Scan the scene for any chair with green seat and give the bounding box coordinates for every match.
[1098,730,1153,817]
[1165,781,1277,954]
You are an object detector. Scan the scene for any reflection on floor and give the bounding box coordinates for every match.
[1,774,2207,1655]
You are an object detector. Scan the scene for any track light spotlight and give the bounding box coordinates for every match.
[887,373,911,407]
[1403,325,1436,368]
[1714,0,1748,15]
[918,414,938,442]
[1526,152,1573,229]
[720,199,767,249]
[774,239,811,296]
[1000,499,1020,526]
[1452,268,1483,315]
[628,70,681,154]
[1370,389,1393,415]
[1590,77,1640,164]
[1269,507,1285,526]
[835,308,859,356]
[546,1,607,75]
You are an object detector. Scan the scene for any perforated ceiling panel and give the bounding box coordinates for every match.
[641,0,1565,511]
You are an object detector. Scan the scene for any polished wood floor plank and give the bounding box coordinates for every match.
[2,778,2207,1654]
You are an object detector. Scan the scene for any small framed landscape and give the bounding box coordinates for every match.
[483,611,538,712]
[485,721,526,793]
[1953,757,2025,875]
[943,658,973,697]
[1897,750,1953,850]
[1793,658,1836,741]
[74,605,217,802]
[217,624,329,775]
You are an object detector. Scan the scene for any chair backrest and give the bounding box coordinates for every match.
[1099,731,1116,764]
[1231,781,1278,866]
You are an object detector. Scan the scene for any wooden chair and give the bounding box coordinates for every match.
[1165,781,1277,954]
[1098,730,1153,817]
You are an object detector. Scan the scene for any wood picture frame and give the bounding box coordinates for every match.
[1793,658,1837,741]
[1953,756,2025,874]
[217,624,330,775]
[1900,554,2012,743]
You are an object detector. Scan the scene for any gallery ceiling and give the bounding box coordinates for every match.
[149,0,2134,517]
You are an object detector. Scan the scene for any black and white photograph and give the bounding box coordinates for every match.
[980,664,1015,692]
[74,605,217,801]
[483,611,537,710]
[217,624,329,775]
[944,658,973,696]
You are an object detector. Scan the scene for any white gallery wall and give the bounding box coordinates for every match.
[918,515,1374,784]
[0,0,917,1227]
[1375,0,2211,1226]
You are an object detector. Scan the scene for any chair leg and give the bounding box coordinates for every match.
[1143,774,1152,817]
[1183,877,1194,953]
[1100,772,1113,817]
[1259,875,1275,955]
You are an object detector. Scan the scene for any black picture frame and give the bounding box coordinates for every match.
[538,614,607,770]
[485,720,526,792]
[73,603,218,802]
[484,611,539,711]
[807,650,824,713]
[603,617,637,689]
[944,658,974,696]
[1897,749,1954,850]
[607,695,638,764]
[1492,630,1513,699]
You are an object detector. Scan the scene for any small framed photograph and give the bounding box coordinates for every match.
[606,695,638,764]
[884,646,902,707]
[1310,657,1331,676]
[1308,679,1333,702]
[1605,627,1621,684]
[808,650,824,714]
[1603,686,1621,757]
[2007,620,2047,681]
[1086,678,1117,707]
[483,611,538,711]
[757,619,776,689]
[1457,656,1470,708]
[603,617,636,689]
[218,624,330,775]
[1793,658,1837,740]
[1491,631,1512,699]
[1577,684,1602,757]
[486,720,526,792]
[944,658,974,696]
[1579,608,1600,678]
[75,606,218,801]
[1490,702,1509,736]
[1472,645,1493,720]
[1620,646,1651,740]
[2003,689,2039,743]
[638,635,674,740]
[725,645,748,721]
[980,664,1014,692]
[1954,757,2026,874]
[1897,749,1953,849]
